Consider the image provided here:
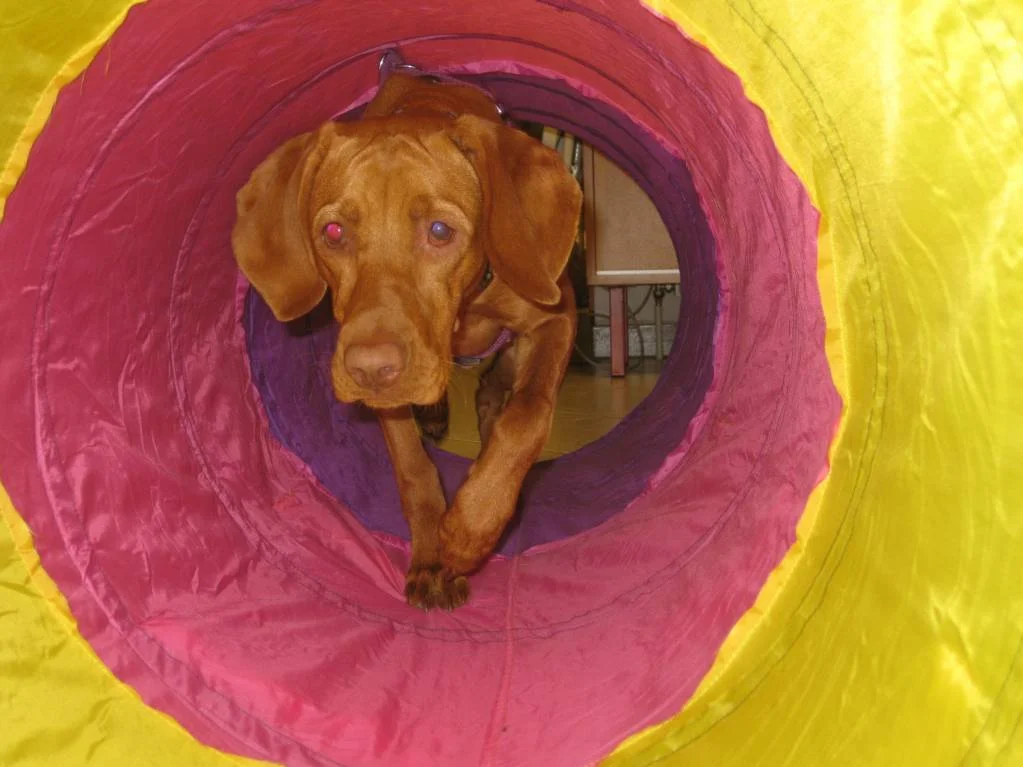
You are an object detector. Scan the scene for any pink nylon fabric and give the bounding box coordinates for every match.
[0,1,839,765]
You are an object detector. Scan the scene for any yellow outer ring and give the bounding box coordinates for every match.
[1,1,1020,765]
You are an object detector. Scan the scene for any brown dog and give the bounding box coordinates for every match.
[232,71,581,609]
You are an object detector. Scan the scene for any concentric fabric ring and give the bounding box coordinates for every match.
[0,1,834,763]
[2,0,1019,766]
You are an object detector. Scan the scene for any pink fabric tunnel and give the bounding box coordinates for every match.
[0,1,839,765]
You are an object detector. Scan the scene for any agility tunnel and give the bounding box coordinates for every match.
[1,1,1020,765]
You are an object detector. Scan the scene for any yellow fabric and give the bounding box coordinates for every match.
[0,2,131,217]
[608,0,1023,765]
[1,0,1020,766]
[0,488,269,766]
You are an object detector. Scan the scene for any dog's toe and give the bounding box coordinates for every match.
[419,418,449,443]
[405,564,469,611]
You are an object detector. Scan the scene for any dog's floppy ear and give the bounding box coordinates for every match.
[232,125,332,322]
[451,115,582,306]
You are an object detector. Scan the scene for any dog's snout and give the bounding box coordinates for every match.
[344,341,406,391]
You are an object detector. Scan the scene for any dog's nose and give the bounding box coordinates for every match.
[344,342,406,390]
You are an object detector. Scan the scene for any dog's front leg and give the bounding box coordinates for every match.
[378,407,468,610]
[439,314,575,574]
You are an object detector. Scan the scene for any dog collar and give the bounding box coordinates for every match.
[451,261,515,368]
[478,260,494,292]
[453,328,514,369]
[462,259,493,305]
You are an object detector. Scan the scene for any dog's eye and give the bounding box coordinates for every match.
[428,221,453,243]
[322,221,345,246]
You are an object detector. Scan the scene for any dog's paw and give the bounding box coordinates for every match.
[405,563,469,611]
[438,511,499,576]
[412,394,449,443]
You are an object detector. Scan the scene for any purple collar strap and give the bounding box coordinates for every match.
[453,327,516,368]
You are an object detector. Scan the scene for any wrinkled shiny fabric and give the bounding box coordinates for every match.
[2,0,856,766]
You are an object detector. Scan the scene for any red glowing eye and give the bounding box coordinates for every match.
[323,222,344,244]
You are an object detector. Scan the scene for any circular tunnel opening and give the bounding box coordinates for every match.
[244,71,717,555]
[0,1,841,765]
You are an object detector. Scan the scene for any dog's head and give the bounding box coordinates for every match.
[232,83,580,409]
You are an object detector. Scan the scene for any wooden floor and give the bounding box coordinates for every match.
[438,360,663,461]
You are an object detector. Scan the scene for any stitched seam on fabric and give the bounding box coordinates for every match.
[956,0,1023,134]
[962,632,1023,765]
[479,550,522,766]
